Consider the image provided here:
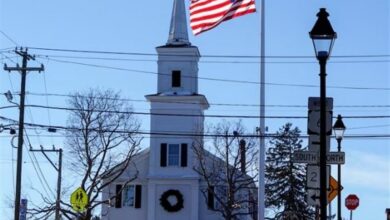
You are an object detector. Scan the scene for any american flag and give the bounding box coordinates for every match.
[190,0,256,35]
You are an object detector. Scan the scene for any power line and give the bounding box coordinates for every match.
[0,31,19,46]
[22,92,390,109]
[2,115,390,139]
[1,118,389,139]
[18,104,390,119]
[32,53,390,64]
[28,46,390,59]
[2,104,389,119]
[23,130,54,200]
[36,56,390,91]
[347,124,390,130]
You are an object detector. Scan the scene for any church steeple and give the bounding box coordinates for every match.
[167,0,190,46]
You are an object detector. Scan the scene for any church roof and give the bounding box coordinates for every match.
[166,0,191,46]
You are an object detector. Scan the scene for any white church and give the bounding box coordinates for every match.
[101,1,257,219]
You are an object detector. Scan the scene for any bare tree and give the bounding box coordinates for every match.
[30,88,142,220]
[193,120,258,220]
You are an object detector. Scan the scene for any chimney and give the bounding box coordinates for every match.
[239,139,246,174]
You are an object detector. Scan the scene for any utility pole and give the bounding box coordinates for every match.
[4,47,44,220]
[30,146,63,220]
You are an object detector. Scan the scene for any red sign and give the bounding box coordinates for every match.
[345,194,359,210]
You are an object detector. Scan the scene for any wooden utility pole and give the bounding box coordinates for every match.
[4,48,44,220]
[30,146,63,220]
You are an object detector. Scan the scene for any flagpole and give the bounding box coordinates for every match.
[258,0,266,219]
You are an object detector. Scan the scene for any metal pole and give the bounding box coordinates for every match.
[337,139,342,220]
[55,149,63,220]
[350,210,352,220]
[259,0,266,219]
[4,49,44,220]
[13,54,28,220]
[319,56,328,220]
[30,147,62,219]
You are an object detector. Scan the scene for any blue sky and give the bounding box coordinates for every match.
[1,0,389,219]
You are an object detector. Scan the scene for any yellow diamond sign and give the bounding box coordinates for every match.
[328,176,343,203]
[70,187,88,212]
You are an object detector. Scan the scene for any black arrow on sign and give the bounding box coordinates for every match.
[311,194,320,201]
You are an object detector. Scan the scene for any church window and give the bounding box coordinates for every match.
[160,143,188,167]
[119,184,142,208]
[172,70,181,87]
[123,185,135,207]
[168,144,180,166]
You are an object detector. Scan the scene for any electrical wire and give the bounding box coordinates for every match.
[1,116,389,139]
[41,71,55,145]
[0,31,19,46]
[22,91,390,109]
[34,56,390,91]
[19,104,390,119]
[23,130,54,199]
[4,49,389,91]
[28,46,390,59]
[0,35,57,201]
[33,54,390,64]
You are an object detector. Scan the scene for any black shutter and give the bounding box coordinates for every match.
[135,185,142,208]
[181,143,188,167]
[207,186,215,210]
[115,184,122,208]
[160,143,167,167]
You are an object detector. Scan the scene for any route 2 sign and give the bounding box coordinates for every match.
[306,165,330,189]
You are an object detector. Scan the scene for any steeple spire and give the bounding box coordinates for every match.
[167,0,191,46]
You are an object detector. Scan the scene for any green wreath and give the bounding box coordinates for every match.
[159,189,184,212]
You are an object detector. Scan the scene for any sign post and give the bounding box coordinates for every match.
[19,199,27,220]
[345,194,359,220]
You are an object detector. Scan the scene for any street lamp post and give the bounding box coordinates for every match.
[333,115,346,220]
[309,8,337,220]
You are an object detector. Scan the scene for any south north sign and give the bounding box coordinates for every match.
[292,151,345,164]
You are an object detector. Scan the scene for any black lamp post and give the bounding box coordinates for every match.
[309,8,337,220]
[333,115,346,220]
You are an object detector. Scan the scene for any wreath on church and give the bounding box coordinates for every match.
[159,189,184,212]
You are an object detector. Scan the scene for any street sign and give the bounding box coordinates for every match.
[292,151,345,164]
[345,194,359,210]
[307,110,333,135]
[307,189,320,206]
[308,135,330,152]
[20,199,27,220]
[306,165,330,189]
[326,152,345,164]
[308,97,333,111]
[328,176,343,203]
[307,189,322,206]
[70,187,89,212]
[292,151,318,163]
